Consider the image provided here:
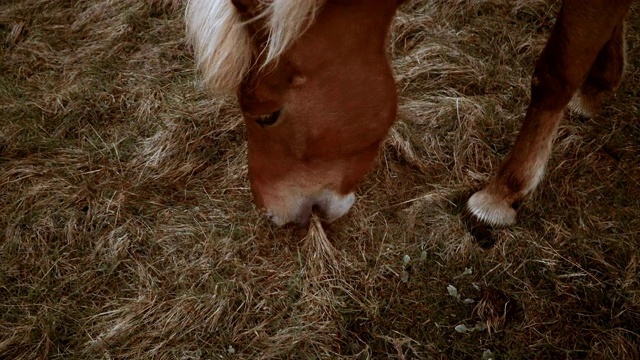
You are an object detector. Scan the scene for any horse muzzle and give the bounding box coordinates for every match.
[262,190,355,226]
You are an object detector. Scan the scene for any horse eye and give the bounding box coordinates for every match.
[256,109,281,127]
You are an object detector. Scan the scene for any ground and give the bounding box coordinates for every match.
[1,0,639,359]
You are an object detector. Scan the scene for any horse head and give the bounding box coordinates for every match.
[187,0,402,225]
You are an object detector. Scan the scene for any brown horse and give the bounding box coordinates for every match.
[186,0,632,226]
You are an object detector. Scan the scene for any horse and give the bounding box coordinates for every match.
[185,0,632,227]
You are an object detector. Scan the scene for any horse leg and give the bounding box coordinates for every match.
[569,20,627,118]
[467,0,632,226]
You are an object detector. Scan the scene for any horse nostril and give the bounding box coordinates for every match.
[264,212,285,227]
[264,212,276,223]
[263,206,312,227]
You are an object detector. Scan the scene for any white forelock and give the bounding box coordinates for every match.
[186,0,325,94]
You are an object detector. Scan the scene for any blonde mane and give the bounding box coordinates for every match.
[186,0,325,94]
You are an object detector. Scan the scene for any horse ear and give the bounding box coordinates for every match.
[231,0,256,13]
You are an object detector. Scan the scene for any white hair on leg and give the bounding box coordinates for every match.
[186,0,325,94]
[467,110,563,227]
[568,90,597,118]
[467,190,517,227]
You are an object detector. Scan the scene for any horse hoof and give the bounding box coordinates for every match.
[466,189,517,227]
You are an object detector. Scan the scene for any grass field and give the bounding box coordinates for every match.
[2,0,640,358]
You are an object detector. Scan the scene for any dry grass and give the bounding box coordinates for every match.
[2,0,640,358]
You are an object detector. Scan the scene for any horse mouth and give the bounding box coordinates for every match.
[263,191,355,227]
